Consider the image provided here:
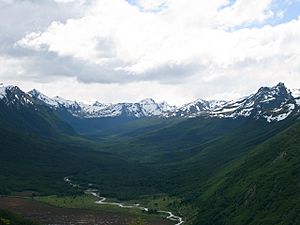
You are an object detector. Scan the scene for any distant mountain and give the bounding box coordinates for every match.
[1,85,39,107]
[168,99,227,117]
[0,85,75,137]
[28,89,175,118]
[1,82,299,125]
[210,82,298,122]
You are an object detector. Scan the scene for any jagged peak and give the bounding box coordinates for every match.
[28,90,59,107]
[158,100,171,106]
[195,98,208,103]
[276,82,286,88]
[274,82,289,93]
[0,85,25,98]
[0,85,35,106]
[53,96,68,102]
[28,89,42,97]
[258,82,287,93]
[93,101,107,107]
[252,83,291,104]
[180,98,207,107]
[139,98,156,104]
[1,85,19,91]
[53,96,79,106]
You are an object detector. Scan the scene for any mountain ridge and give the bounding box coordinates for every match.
[0,85,76,137]
[1,82,300,123]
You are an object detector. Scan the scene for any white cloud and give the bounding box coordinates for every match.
[18,0,280,76]
[216,0,274,28]
[1,0,300,103]
[134,0,167,10]
[0,56,26,79]
[54,0,85,3]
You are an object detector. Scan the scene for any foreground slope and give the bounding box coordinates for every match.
[193,120,300,225]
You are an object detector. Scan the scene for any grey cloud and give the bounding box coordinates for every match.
[0,0,99,82]
[8,48,202,84]
[137,61,206,84]
[94,38,118,59]
[0,0,91,54]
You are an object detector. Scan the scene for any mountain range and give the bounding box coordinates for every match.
[1,82,300,123]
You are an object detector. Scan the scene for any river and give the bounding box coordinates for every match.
[64,177,184,225]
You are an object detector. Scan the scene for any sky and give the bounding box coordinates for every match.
[0,0,300,105]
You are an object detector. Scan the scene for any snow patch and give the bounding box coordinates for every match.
[291,89,300,98]
[0,86,6,99]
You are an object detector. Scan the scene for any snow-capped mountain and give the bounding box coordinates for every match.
[166,82,299,122]
[29,89,59,107]
[169,99,227,117]
[0,85,36,106]
[1,82,300,123]
[28,89,176,118]
[211,83,297,122]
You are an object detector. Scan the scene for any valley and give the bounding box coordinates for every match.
[65,177,184,225]
[0,197,173,225]
[1,83,300,225]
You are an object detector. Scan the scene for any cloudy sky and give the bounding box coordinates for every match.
[1,0,300,105]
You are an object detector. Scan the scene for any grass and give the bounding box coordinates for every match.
[34,194,171,220]
[135,195,197,224]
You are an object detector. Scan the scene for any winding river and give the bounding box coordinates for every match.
[64,177,184,225]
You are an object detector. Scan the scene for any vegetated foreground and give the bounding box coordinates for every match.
[0,197,172,225]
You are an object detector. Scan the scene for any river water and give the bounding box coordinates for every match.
[64,177,184,225]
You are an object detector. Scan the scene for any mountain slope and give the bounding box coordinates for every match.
[0,85,75,137]
[0,118,162,198]
[192,120,300,225]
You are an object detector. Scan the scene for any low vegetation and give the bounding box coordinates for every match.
[0,209,39,225]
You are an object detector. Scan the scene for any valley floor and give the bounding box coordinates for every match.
[0,197,173,225]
